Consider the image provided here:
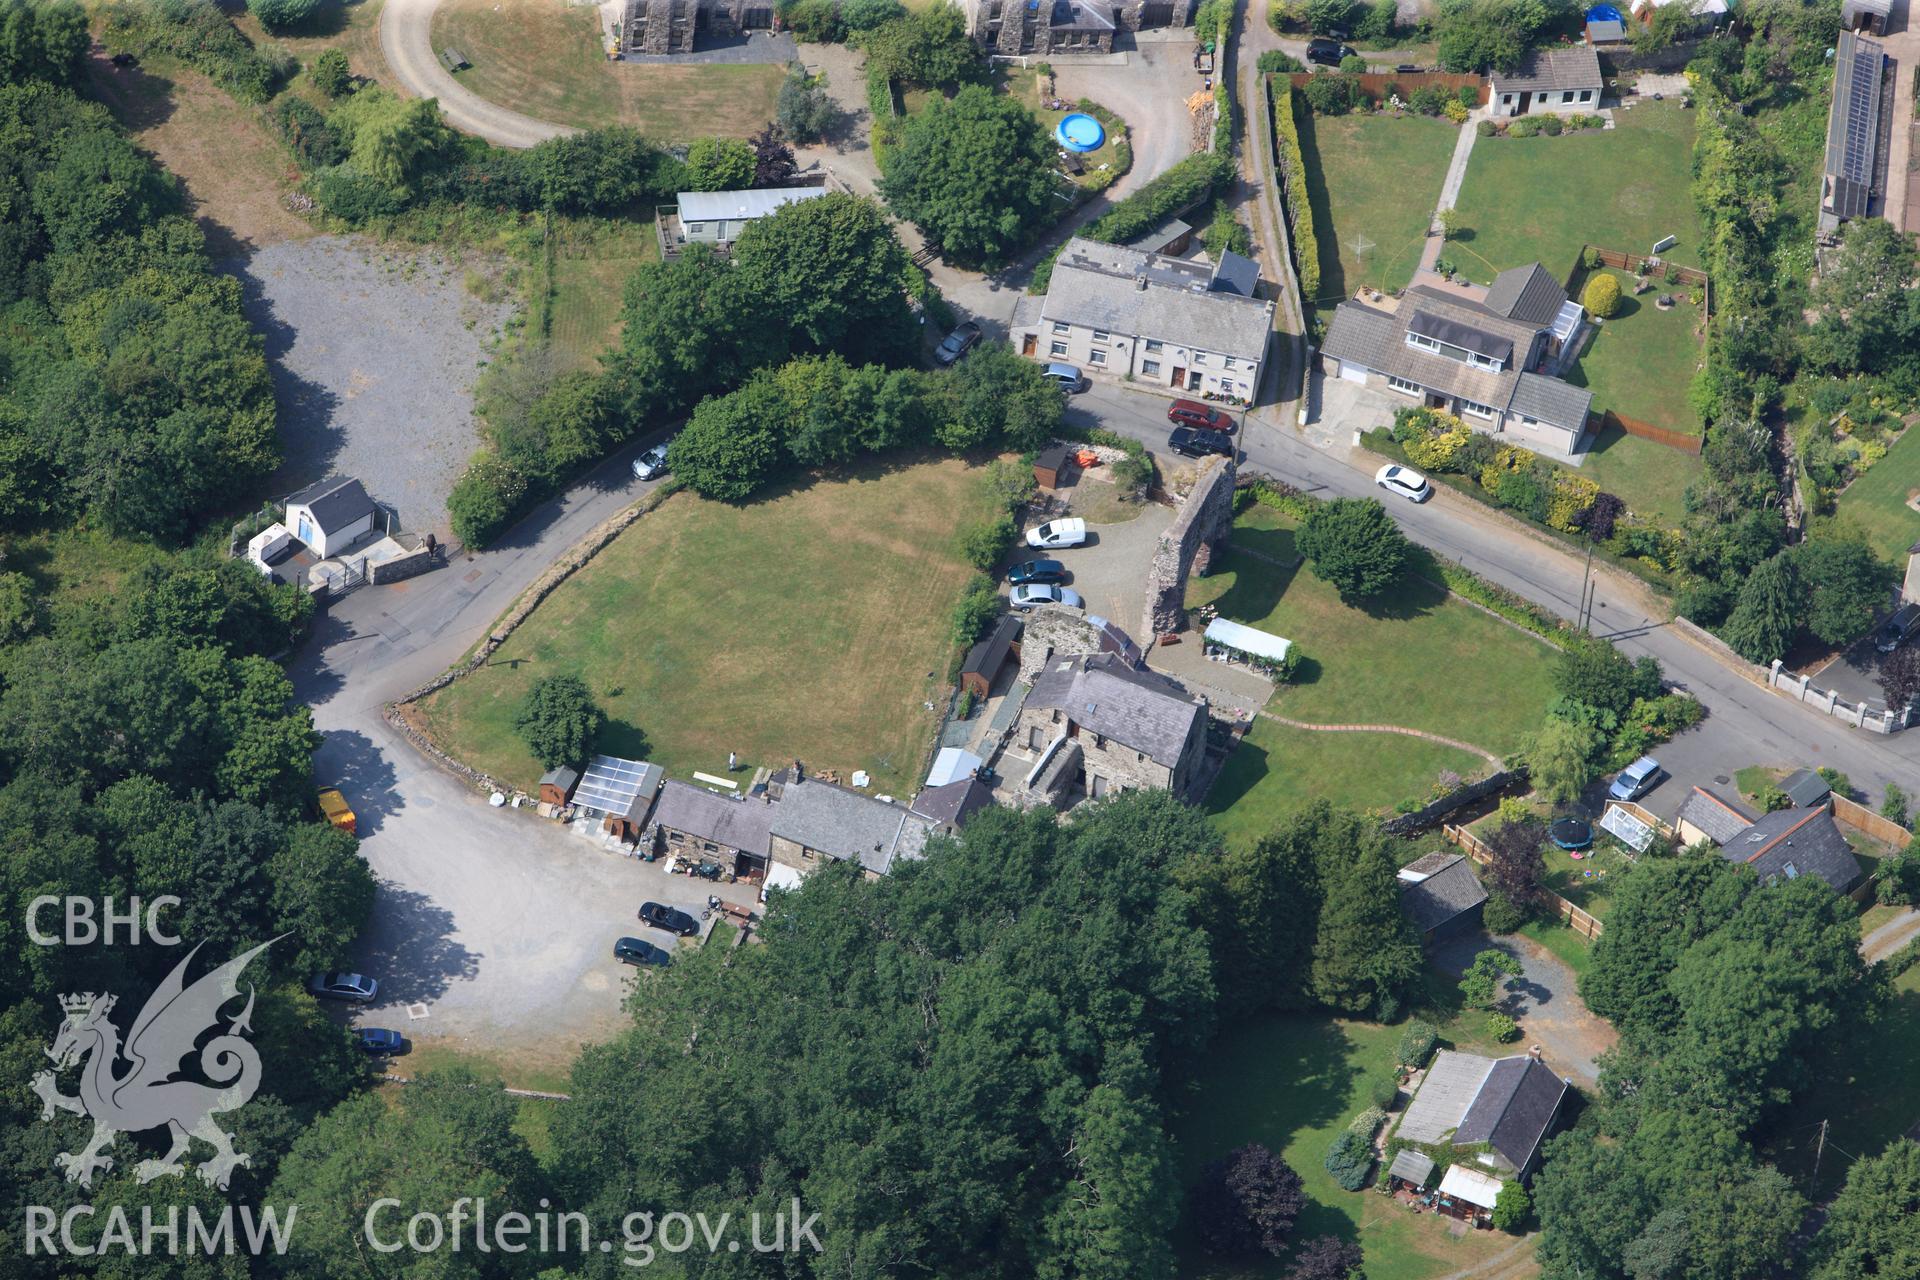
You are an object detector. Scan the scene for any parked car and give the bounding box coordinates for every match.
[614,936,674,967]
[1167,399,1234,432]
[1010,583,1085,612]
[353,1028,406,1055]
[1008,559,1068,586]
[307,972,378,1003]
[1169,426,1232,459]
[317,787,357,836]
[933,321,982,366]
[1306,38,1357,66]
[1025,518,1088,549]
[1608,756,1663,802]
[1876,602,1920,653]
[638,901,699,936]
[1374,463,1432,503]
[1042,362,1088,394]
[631,443,670,481]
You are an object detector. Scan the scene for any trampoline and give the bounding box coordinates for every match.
[1585,3,1624,20]
[1056,112,1105,153]
[1549,816,1594,851]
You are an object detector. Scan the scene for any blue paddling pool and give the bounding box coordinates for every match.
[1056,112,1105,153]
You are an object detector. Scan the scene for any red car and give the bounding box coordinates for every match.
[1167,399,1234,432]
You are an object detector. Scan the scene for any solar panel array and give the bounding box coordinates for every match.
[1840,40,1882,186]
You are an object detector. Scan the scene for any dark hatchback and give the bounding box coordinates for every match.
[615,936,674,966]
[1008,559,1068,586]
[1169,426,1233,459]
[638,901,700,936]
[1306,38,1357,66]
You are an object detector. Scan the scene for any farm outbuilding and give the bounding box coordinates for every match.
[285,476,378,558]
[960,616,1022,698]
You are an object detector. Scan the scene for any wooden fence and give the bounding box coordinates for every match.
[1566,245,1709,287]
[1286,70,1488,105]
[1833,794,1915,848]
[1589,409,1705,455]
[1442,823,1605,940]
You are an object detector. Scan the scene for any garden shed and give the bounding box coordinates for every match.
[538,766,580,807]
[1034,444,1075,489]
[1203,617,1291,668]
[1387,1149,1435,1192]
[960,616,1022,698]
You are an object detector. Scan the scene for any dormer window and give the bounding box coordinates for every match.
[1468,352,1504,372]
[1407,332,1442,354]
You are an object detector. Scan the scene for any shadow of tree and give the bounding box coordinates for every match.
[350,882,479,1006]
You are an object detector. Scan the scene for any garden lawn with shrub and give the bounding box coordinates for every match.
[1835,424,1920,564]
[1541,843,1627,920]
[1562,267,1707,439]
[431,0,781,136]
[1174,1014,1533,1280]
[420,455,1000,796]
[1299,111,1457,318]
[997,66,1130,193]
[1572,422,1703,529]
[1449,102,1704,280]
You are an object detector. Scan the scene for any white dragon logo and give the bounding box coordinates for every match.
[32,938,276,1191]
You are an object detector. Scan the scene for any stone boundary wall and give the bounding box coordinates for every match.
[369,546,437,584]
[1670,615,1913,735]
[382,481,685,798]
[1143,453,1235,640]
[1380,768,1525,837]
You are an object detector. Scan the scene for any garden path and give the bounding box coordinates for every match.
[1254,708,1503,768]
[1863,908,1920,964]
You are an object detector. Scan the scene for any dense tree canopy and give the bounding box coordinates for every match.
[513,674,605,769]
[1811,1139,1920,1280]
[1295,498,1410,600]
[881,84,1058,265]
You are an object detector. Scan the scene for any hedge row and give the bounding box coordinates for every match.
[100,0,292,104]
[1205,0,1233,154]
[1028,152,1231,292]
[1271,82,1320,304]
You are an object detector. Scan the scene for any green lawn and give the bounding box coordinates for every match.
[1563,268,1707,438]
[1299,111,1459,316]
[1541,844,1629,920]
[1189,510,1558,753]
[1450,103,1704,280]
[998,66,1131,192]
[431,0,781,138]
[547,217,658,371]
[421,456,999,796]
[1763,964,1920,1196]
[1517,919,1593,979]
[1174,1015,1536,1280]
[1835,425,1920,564]
[1575,422,1703,528]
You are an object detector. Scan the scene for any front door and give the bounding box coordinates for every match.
[1518,91,1532,115]
[1172,366,1185,387]
[1187,370,1202,391]
[1022,333,1037,356]
[1426,391,1447,410]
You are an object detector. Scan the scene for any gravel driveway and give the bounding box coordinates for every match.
[1432,929,1616,1086]
[239,237,513,536]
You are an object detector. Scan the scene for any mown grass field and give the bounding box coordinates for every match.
[421,456,999,796]
[1298,111,1458,317]
[1450,102,1704,279]
[1197,506,1557,845]
[432,0,782,138]
[1835,426,1920,564]
[1564,267,1707,439]
[1574,422,1703,528]
[1174,1015,1537,1280]
[546,217,659,370]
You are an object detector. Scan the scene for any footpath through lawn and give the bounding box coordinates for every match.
[1196,506,1557,843]
[421,455,1000,796]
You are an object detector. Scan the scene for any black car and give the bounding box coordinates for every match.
[614,936,674,967]
[1877,602,1920,654]
[1008,559,1068,586]
[354,1028,406,1055]
[1306,38,1357,67]
[638,901,700,936]
[1169,426,1233,459]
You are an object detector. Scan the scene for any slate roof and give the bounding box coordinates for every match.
[1722,806,1864,894]
[1408,308,1515,363]
[1398,850,1461,879]
[1026,652,1204,767]
[676,186,826,224]
[1586,16,1627,42]
[1120,217,1193,253]
[1043,238,1273,363]
[651,779,775,857]
[1210,250,1260,298]
[1490,45,1602,95]
[911,777,995,829]
[1508,371,1594,432]
[768,775,936,875]
[1454,1056,1569,1175]
[1048,0,1114,30]
[1485,264,1568,326]
[1675,785,1754,846]
[1399,855,1489,934]
[1782,768,1833,809]
[539,765,580,791]
[286,476,377,534]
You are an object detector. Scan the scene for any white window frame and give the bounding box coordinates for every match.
[687,222,705,234]
[1467,352,1504,372]
[1144,339,1163,353]
[1459,399,1495,419]
[1386,375,1421,396]
[1406,332,1442,353]
[1579,88,1593,102]
[1222,357,1236,370]
[1192,352,1209,366]
[1088,350,1107,366]
[1092,329,1110,343]
[1052,321,1070,335]
[1561,90,1574,103]
[1050,341,1068,356]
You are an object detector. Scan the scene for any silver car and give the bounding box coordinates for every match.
[1010,583,1084,612]
[631,443,670,481]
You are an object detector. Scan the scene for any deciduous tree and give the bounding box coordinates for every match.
[1295,497,1409,600]
[1192,1143,1305,1257]
[881,84,1056,265]
[513,674,604,769]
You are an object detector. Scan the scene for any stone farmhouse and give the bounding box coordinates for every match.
[1013,652,1208,805]
[1014,237,1273,401]
[1319,263,1594,459]
[1390,1049,1571,1223]
[961,0,1194,55]
[622,0,771,54]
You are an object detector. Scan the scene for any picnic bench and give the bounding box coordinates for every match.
[438,47,470,72]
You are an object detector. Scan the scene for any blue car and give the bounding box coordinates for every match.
[1007,559,1067,587]
[354,1028,405,1055]
[1608,756,1662,802]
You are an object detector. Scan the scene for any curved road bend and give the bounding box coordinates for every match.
[381,0,573,147]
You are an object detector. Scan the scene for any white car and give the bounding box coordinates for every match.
[1024,518,1088,549]
[631,443,670,481]
[1374,463,1432,503]
[1010,583,1084,612]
